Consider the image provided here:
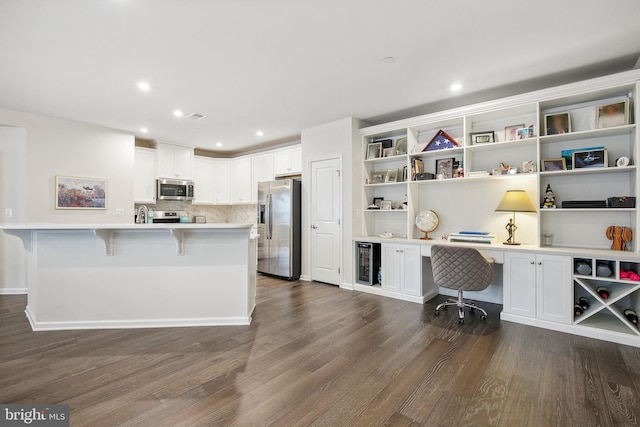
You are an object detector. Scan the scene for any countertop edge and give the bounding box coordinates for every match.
[0,223,254,230]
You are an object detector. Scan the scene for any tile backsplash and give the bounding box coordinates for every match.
[134,201,256,224]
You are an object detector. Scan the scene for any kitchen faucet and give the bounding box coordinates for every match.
[136,205,148,224]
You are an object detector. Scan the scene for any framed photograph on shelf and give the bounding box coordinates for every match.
[545,112,571,135]
[56,176,107,209]
[573,149,608,169]
[541,158,567,172]
[370,171,386,184]
[396,138,408,155]
[383,147,397,158]
[470,131,495,144]
[597,100,628,129]
[505,124,524,141]
[373,197,384,207]
[516,126,535,140]
[435,158,455,179]
[385,169,398,183]
[367,142,382,160]
[522,160,537,173]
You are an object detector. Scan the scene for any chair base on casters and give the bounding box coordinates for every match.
[434,290,488,324]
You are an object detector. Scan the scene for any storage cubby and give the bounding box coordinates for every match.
[574,258,593,276]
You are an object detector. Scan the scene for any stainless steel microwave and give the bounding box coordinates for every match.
[157,178,194,201]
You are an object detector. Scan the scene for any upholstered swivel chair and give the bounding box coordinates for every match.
[431,245,493,324]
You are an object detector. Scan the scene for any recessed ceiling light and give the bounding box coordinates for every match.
[256,130,264,137]
[173,110,184,117]
[450,82,463,92]
[140,127,149,133]
[216,142,223,147]
[382,56,394,63]
[137,81,151,92]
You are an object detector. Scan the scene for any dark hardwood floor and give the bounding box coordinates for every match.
[2,276,640,426]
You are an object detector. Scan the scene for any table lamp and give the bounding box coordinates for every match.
[495,190,536,245]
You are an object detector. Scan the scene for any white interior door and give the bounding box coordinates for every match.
[310,157,341,285]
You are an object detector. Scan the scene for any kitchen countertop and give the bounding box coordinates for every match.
[0,223,253,230]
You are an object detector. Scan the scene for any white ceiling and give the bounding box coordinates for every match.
[1,0,640,152]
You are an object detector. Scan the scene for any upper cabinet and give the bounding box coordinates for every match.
[212,159,231,204]
[274,146,302,176]
[156,143,193,179]
[134,147,156,204]
[231,157,252,203]
[251,153,274,202]
[193,156,216,204]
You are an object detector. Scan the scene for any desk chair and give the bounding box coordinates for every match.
[430,245,493,324]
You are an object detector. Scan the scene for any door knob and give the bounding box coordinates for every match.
[311,225,318,229]
[530,261,535,264]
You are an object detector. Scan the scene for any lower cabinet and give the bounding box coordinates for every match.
[503,252,572,324]
[381,243,422,296]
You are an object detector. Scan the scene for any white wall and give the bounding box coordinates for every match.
[0,108,135,292]
[301,117,361,288]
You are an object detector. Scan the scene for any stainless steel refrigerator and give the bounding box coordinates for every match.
[257,179,301,280]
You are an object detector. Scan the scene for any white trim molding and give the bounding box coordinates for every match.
[0,287,27,295]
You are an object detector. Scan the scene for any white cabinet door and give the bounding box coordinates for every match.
[193,156,215,204]
[134,147,156,204]
[503,252,536,318]
[400,245,422,296]
[274,150,291,176]
[251,153,274,202]
[536,254,572,324]
[212,159,231,204]
[156,143,193,179]
[381,244,401,292]
[173,145,193,179]
[231,157,252,203]
[290,146,302,174]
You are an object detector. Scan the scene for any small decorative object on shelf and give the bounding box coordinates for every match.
[545,112,571,135]
[470,131,495,144]
[435,158,455,179]
[423,130,459,152]
[373,197,383,208]
[541,158,567,171]
[367,142,382,160]
[573,149,608,169]
[625,308,639,325]
[575,261,592,276]
[620,270,640,281]
[382,147,397,158]
[505,124,524,141]
[605,226,632,250]
[561,146,604,170]
[542,184,556,209]
[380,200,392,210]
[596,263,612,278]
[516,125,535,139]
[375,139,393,149]
[578,297,590,311]
[402,194,408,209]
[385,169,398,183]
[411,158,424,180]
[616,156,630,167]
[396,138,408,155]
[597,100,629,128]
[596,286,609,299]
[522,161,536,173]
[607,196,635,208]
[415,210,439,240]
[370,171,386,184]
[455,160,464,178]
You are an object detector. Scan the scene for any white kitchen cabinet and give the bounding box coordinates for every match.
[156,143,193,179]
[231,157,252,203]
[193,156,215,204]
[134,147,156,204]
[274,146,302,176]
[212,159,231,204]
[381,243,422,296]
[251,153,274,202]
[503,252,571,324]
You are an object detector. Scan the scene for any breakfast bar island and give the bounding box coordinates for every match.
[2,223,257,330]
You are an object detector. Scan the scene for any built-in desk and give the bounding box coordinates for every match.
[353,237,640,347]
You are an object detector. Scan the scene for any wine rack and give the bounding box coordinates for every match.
[573,257,640,337]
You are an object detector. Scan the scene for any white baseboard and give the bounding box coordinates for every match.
[24,307,251,331]
[299,274,312,282]
[340,282,354,290]
[353,284,425,304]
[0,287,27,295]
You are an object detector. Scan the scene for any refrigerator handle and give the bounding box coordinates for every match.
[266,193,272,240]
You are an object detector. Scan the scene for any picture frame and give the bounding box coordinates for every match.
[522,160,536,173]
[435,158,455,179]
[385,169,398,183]
[367,142,382,160]
[596,100,628,129]
[544,112,571,135]
[561,145,604,170]
[56,176,107,209]
[370,171,386,184]
[470,131,495,144]
[396,138,408,155]
[572,149,608,169]
[516,126,535,140]
[541,158,567,172]
[505,124,524,141]
[373,197,384,207]
[382,147,397,158]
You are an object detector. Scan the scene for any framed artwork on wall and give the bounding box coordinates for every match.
[55,176,108,209]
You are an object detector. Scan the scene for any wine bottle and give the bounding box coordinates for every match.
[578,297,590,311]
[624,309,638,325]
[574,304,583,316]
[596,286,609,299]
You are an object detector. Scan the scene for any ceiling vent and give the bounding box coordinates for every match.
[188,113,206,120]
